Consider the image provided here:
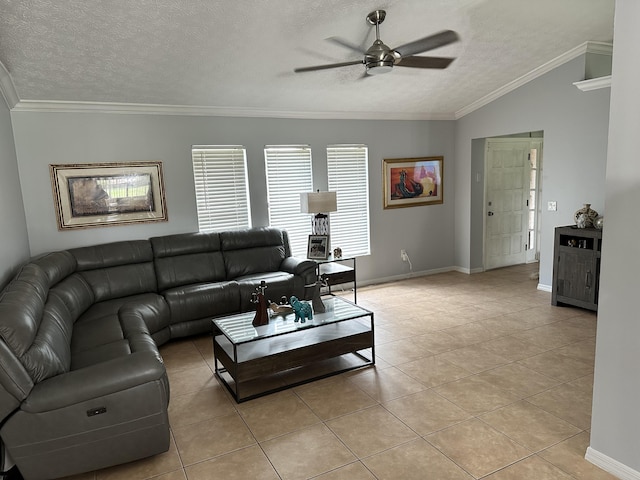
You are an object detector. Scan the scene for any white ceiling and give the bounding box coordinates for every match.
[0,0,615,119]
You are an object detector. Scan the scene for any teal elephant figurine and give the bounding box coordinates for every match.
[289,296,313,323]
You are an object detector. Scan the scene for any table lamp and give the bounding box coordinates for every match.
[300,190,337,235]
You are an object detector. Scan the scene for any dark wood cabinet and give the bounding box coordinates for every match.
[552,225,602,311]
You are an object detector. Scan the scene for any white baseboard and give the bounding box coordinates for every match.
[586,446,640,480]
[537,283,552,292]
[358,266,457,288]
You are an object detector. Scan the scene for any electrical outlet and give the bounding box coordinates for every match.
[548,201,557,211]
[401,249,408,262]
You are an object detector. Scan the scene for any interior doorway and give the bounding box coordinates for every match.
[483,135,543,271]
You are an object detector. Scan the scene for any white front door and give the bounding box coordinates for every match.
[484,140,531,270]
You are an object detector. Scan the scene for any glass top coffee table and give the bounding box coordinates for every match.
[212,296,375,402]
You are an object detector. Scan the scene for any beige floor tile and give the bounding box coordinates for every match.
[326,405,418,458]
[363,438,473,480]
[477,363,560,398]
[383,389,472,435]
[477,335,547,362]
[426,418,531,478]
[434,375,520,415]
[375,325,413,344]
[512,322,593,350]
[143,471,186,480]
[172,412,256,466]
[312,462,376,480]
[539,432,618,479]
[168,384,237,427]
[238,390,321,441]
[517,349,593,383]
[482,455,574,479]
[438,344,510,373]
[396,354,472,388]
[480,401,581,451]
[166,364,217,396]
[184,445,279,480]
[527,380,593,429]
[409,330,469,354]
[95,435,182,480]
[346,366,427,402]
[261,424,356,480]
[442,321,502,345]
[374,337,432,365]
[476,315,534,337]
[160,339,210,373]
[294,376,377,420]
[554,338,596,364]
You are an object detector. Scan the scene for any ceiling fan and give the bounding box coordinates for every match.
[294,9,459,76]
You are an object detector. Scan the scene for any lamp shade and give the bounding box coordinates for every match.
[300,191,337,214]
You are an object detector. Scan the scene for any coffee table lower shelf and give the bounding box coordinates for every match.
[213,320,374,402]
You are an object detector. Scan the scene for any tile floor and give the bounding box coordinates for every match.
[61,264,616,480]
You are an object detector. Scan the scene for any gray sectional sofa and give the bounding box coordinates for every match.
[0,227,316,480]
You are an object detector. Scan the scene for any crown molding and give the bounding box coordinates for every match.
[11,99,456,121]
[454,41,613,119]
[573,75,612,91]
[6,41,612,121]
[0,61,19,109]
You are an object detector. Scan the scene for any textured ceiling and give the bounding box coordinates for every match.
[0,0,614,118]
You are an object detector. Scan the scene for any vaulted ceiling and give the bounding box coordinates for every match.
[0,0,615,119]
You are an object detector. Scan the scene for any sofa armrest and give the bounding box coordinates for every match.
[21,351,166,413]
[280,257,317,279]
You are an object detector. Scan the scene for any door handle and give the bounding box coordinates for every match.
[488,211,494,216]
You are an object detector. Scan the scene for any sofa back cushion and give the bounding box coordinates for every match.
[0,264,74,383]
[220,227,287,279]
[69,240,157,302]
[150,233,226,291]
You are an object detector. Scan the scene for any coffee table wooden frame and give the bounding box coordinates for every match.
[212,296,375,402]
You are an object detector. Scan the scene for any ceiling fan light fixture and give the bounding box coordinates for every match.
[366,62,394,75]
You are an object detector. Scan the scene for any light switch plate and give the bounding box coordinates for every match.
[548,201,557,211]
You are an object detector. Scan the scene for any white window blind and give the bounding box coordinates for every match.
[192,146,251,232]
[264,145,313,257]
[327,145,371,257]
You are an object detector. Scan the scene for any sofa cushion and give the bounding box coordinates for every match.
[0,264,76,383]
[221,227,287,279]
[71,293,168,353]
[235,272,304,311]
[151,232,226,291]
[32,251,77,287]
[163,281,240,325]
[70,241,157,301]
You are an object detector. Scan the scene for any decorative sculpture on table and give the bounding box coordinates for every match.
[290,296,313,323]
[268,297,293,317]
[306,275,328,314]
[251,281,269,327]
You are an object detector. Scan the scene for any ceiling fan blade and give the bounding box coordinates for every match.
[326,36,366,54]
[395,56,455,69]
[393,30,459,58]
[294,60,363,73]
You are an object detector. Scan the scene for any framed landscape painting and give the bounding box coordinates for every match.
[50,161,168,230]
[383,156,443,209]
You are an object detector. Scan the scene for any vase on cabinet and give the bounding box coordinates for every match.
[574,204,598,228]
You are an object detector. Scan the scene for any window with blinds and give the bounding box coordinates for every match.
[327,145,371,257]
[191,146,251,232]
[264,145,314,257]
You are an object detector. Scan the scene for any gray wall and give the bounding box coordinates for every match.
[0,98,29,287]
[590,0,640,473]
[454,55,611,287]
[10,113,455,284]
